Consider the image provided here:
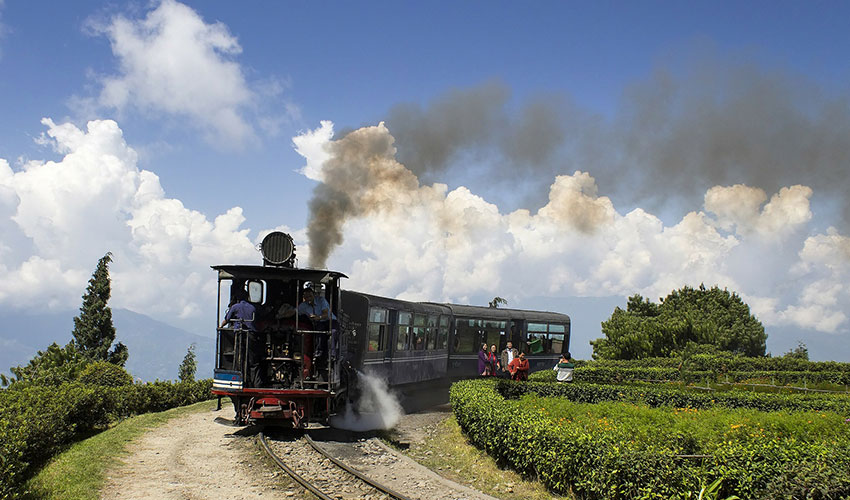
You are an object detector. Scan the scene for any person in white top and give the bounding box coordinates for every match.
[553,353,575,382]
[500,341,519,378]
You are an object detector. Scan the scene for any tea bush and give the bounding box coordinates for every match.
[586,354,850,375]
[509,378,850,414]
[0,379,212,499]
[450,378,850,499]
[77,361,134,387]
[532,365,850,388]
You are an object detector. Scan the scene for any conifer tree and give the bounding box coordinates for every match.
[71,252,128,366]
[178,343,197,382]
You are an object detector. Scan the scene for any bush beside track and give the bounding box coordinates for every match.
[506,377,850,414]
[450,378,850,499]
[581,354,850,374]
[565,366,850,387]
[0,379,212,500]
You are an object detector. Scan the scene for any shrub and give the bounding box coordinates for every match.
[530,364,850,387]
[78,361,134,387]
[506,378,850,414]
[0,379,212,499]
[450,378,850,499]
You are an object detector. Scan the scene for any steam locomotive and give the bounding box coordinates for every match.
[212,232,570,427]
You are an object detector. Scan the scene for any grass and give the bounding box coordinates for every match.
[399,414,574,500]
[24,400,216,500]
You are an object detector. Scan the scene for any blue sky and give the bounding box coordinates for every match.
[1,1,849,359]
[3,1,849,228]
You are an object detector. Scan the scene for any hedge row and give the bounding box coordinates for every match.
[0,379,212,499]
[513,377,850,414]
[587,354,850,374]
[450,378,850,499]
[568,366,850,386]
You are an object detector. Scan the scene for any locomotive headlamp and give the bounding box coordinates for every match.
[260,231,295,267]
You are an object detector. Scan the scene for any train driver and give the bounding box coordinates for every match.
[298,287,338,360]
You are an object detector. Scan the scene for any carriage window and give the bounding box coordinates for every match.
[549,323,567,353]
[527,323,548,354]
[438,316,449,349]
[426,315,438,350]
[413,313,426,350]
[368,307,388,351]
[527,322,567,354]
[454,317,478,353]
[397,311,412,350]
[484,320,505,351]
[370,308,387,323]
[549,333,565,353]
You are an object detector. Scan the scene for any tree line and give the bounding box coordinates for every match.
[2,253,196,387]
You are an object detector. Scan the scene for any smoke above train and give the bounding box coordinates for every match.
[294,71,850,335]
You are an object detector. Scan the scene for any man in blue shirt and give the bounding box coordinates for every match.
[298,288,338,377]
[222,290,262,387]
[297,287,335,322]
[224,294,256,332]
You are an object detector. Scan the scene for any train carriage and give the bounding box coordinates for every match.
[441,304,571,376]
[212,232,571,427]
[341,291,452,386]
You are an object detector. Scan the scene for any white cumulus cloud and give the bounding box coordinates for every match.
[704,184,812,237]
[87,0,293,148]
[0,118,259,329]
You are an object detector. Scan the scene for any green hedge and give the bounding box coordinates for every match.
[515,377,850,414]
[569,366,714,384]
[450,378,850,499]
[0,379,212,499]
[587,355,850,375]
[541,365,850,387]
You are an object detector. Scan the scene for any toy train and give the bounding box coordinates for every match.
[211,232,570,427]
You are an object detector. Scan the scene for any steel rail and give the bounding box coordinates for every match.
[258,431,333,500]
[304,433,411,500]
[259,430,412,500]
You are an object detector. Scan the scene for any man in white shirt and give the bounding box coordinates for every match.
[500,341,518,378]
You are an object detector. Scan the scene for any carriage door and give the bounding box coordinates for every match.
[509,319,523,352]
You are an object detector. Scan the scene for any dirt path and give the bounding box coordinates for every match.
[102,403,491,500]
[101,405,285,500]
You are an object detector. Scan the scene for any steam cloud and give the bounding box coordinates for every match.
[329,371,404,431]
[303,61,850,267]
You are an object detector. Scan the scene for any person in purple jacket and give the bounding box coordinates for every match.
[478,343,490,376]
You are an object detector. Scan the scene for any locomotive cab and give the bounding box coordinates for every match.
[211,232,348,427]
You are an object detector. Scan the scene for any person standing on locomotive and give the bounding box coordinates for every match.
[298,287,338,375]
[221,289,263,387]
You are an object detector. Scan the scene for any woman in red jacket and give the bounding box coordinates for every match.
[508,352,530,381]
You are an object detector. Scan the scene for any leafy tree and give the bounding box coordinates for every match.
[0,342,85,388]
[71,253,128,366]
[784,341,809,361]
[488,297,508,308]
[591,284,767,360]
[178,344,197,383]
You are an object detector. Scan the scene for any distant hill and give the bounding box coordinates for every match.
[0,309,214,382]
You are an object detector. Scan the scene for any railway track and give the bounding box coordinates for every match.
[259,430,412,500]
